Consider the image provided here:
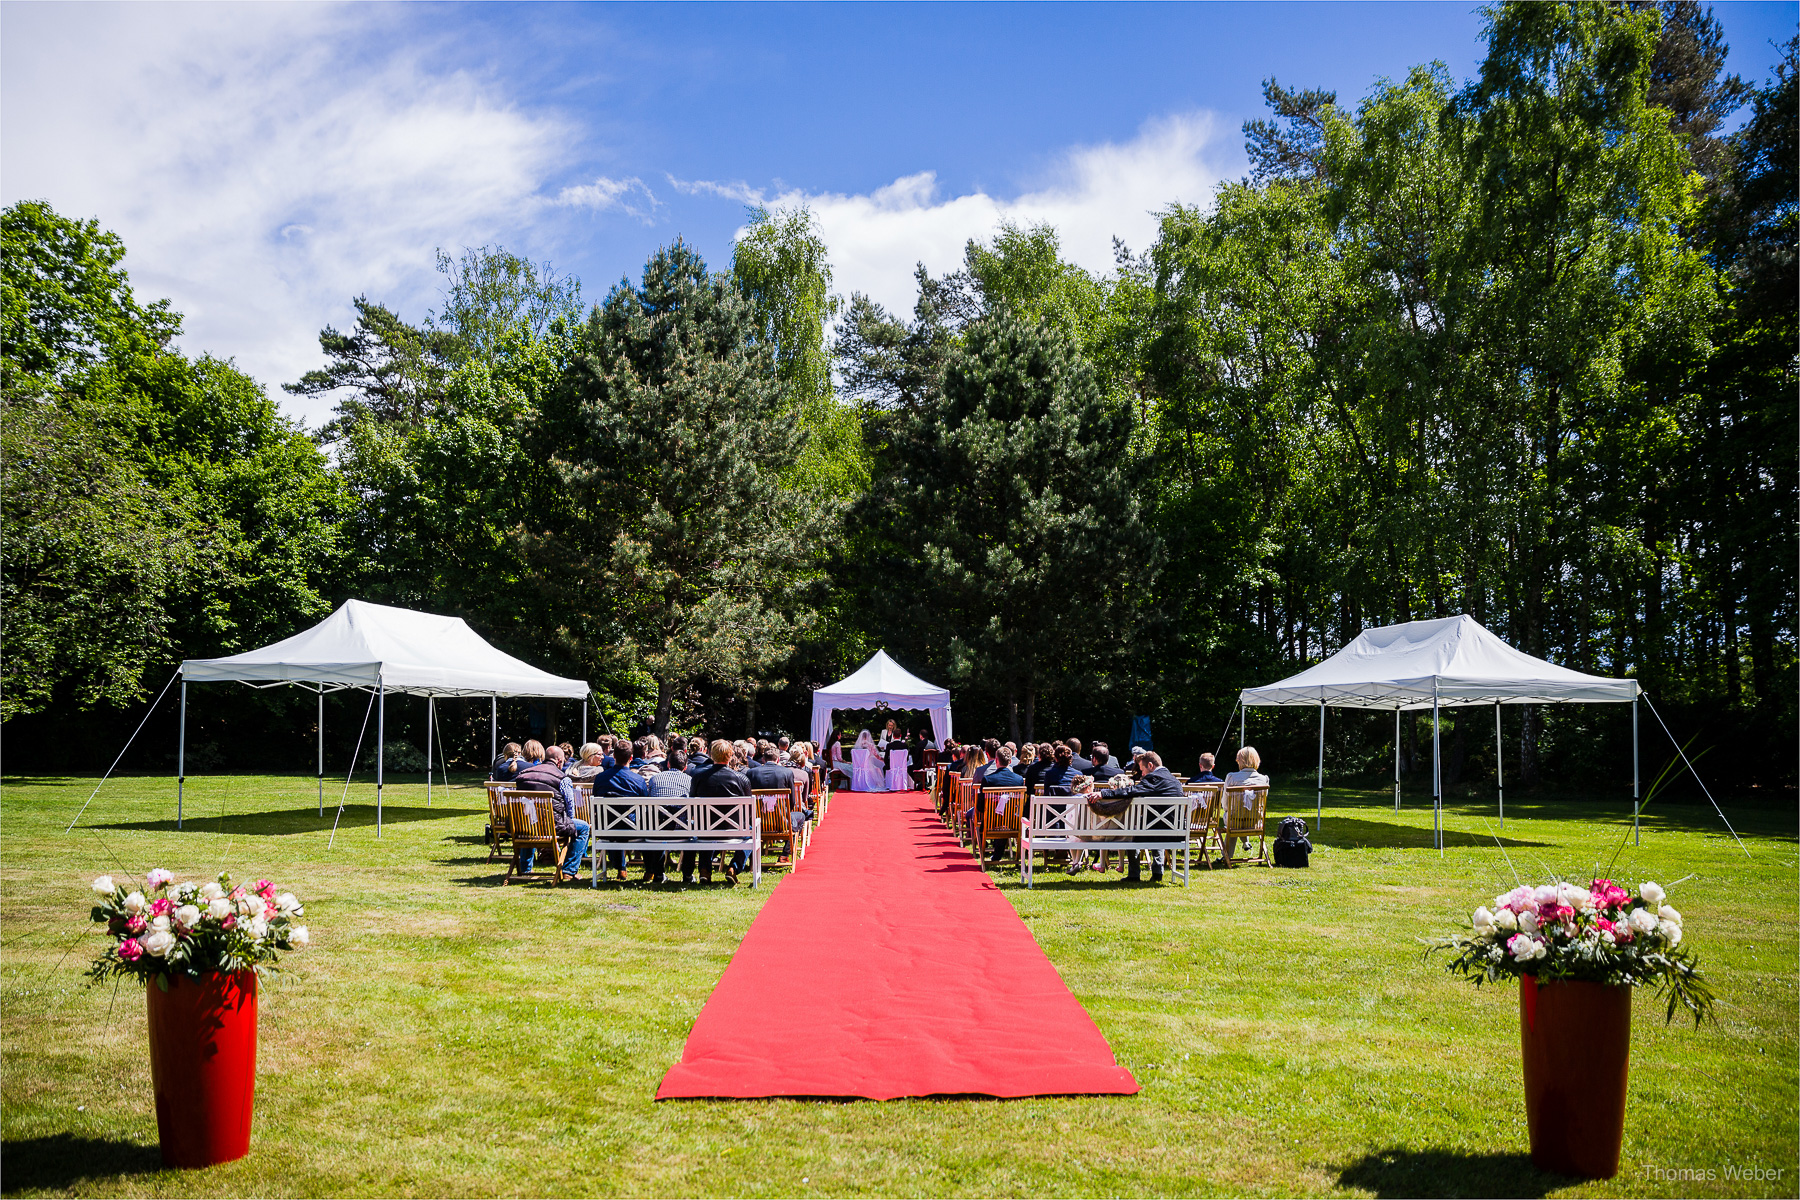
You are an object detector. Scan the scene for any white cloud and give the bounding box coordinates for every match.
[1,3,570,428]
[718,113,1230,317]
[554,175,659,221]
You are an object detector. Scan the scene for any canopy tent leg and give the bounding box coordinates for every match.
[582,700,588,746]
[377,680,385,838]
[1632,696,1640,846]
[1394,707,1401,812]
[426,696,433,808]
[1239,703,1245,750]
[317,689,324,816]
[1432,685,1442,856]
[1316,702,1324,830]
[177,678,187,831]
[1495,701,1504,829]
[490,697,497,767]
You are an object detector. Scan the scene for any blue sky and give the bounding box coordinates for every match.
[4,1,1792,428]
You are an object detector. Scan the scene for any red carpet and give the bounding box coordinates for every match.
[656,790,1139,1100]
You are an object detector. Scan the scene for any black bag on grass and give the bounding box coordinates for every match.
[1273,816,1312,868]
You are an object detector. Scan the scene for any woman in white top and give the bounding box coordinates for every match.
[1220,746,1271,862]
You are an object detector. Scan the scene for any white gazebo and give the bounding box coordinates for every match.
[177,599,589,835]
[1238,615,1640,848]
[809,650,953,750]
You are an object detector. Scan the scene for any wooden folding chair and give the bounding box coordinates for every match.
[484,781,511,861]
[752,788,800,863]
[503,789,569,884]
[1184,781,1225,862]
[1217,783,1271,866]
[977,786,1028,869]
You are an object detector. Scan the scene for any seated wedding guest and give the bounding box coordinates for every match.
[686,738,709,774]
[1039,744,1081,795]
[490,742,527,781]
[1070,750,1183,883]
[776,735,792,765]
[1015,743,1039,790]
[961,742,989,781]
[1065,738,1094,775]
[570,743,607,781]
[1193,753,1222,783]
[748,741,810,857]
[971,738,1002,788]
[627,739,659,775]
[641,735,667,767]
[638,747,693,884]
[968,746,1026,862]
[595,734,616,765]
[685,739,753,884]
[557,742,576,766]
[1219,747,1271,865]
[511,743,589,883]
[590,740,652,879]
[879,718,901,749]
[1089,741,1124,778]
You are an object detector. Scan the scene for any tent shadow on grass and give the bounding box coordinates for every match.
[93,805,483,836]
[1335,1146,1571,1197]
[1,1133,163,1190]
[1305,816,1549,850]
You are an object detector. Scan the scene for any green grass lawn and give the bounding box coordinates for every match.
[2,771,1794,1198]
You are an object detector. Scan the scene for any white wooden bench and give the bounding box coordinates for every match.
[584,797,763,887]
[1020,794,1192,887]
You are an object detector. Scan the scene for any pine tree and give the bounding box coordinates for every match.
[535,242,832,735]
[871,314,1159,740]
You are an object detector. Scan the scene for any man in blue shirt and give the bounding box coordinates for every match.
[967,746,1026,862]
[593,739,650,880]
[511,742,590,883]
[1192,752,1222,783]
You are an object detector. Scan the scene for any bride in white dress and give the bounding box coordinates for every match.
[850,729,888,792]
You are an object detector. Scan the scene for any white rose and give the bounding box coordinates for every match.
[173,905,201,929]
[1472,906,1494,933]
[1658,905,1682,926]
[92,876,115,895]
[1557,882,1586,909]
[1659,920,1682,946]
[199,882,224,901]
[289,925,310,947]
[207,897,233,921]
[1534,884,1559,905]
[143,930,176,957]
[1601,929,1616,944]
[235,894,259,916]
[122,892,147,914]
[1518,911,1540,934]
[1494,909,1519,931]
[151,915,170,932]
[276,892,301,914]
[1639,881,1666,907]
[1629,907,1659,934]
[247,916,269,940]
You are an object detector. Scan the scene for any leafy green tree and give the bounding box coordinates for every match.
[432,244,582,369]
[537,242,833,735]
[732,205,868,499]
[285,297,464,436]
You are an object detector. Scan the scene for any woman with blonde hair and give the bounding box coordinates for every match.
[1219,746,1271,864]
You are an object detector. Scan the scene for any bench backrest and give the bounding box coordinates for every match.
[502,789,559,840]
[979,786,1027,840]
[1185,781,1225,832]
[588,796,757,837]
[1220,784,1270,836]
[1027,795,1189,837]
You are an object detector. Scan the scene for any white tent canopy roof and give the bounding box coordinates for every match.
[181,599,589,699]
[810,650,952,747]
[1239,615,1638,710]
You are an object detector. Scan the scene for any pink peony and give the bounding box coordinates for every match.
[126,915,146,934]
[150,897,172,917]
[263,900,278,919]
[256,880,275,898]
[118,938,143,961]
[145,868,174,889]
[228,886,246,902]
[221,914,236,930]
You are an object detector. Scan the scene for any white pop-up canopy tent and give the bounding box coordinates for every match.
[176,599,589,835]
[1238,615,1641,849]
[809,650,953,750]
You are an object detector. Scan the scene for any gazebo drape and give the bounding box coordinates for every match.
[809,651,952,750]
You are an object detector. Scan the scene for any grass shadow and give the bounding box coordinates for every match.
[1307,816,1549,851]
[1335,1147,1572,1197]
[92,805,484,836]
[0,1132,164,1191]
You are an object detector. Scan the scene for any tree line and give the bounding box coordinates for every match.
[4,2,1792,792]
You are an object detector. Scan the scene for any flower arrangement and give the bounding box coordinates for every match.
[87,870,309,988]
[1434,877,1714,1023]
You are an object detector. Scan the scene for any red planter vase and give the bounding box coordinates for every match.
[145,970,258,1169]
[1519,975,1631,1179]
